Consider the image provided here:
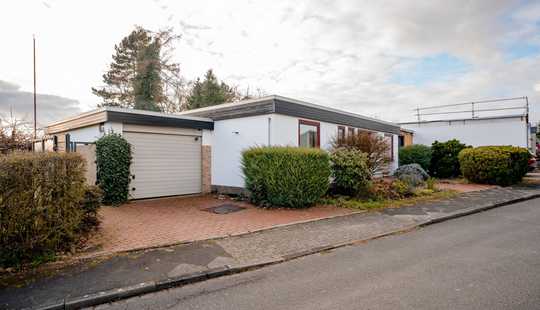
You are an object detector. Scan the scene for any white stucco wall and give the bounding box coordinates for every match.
[211,114,271,187]
[212,113,399,188]
[63,122,123,142]
[402,117,528,148]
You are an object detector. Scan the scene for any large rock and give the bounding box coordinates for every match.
[394,163,429,186]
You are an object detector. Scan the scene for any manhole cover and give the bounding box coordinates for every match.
[204,204,246,214]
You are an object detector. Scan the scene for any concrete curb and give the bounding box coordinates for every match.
[76,210,368,261]
[35,191,540,310]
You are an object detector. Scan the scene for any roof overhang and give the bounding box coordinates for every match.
[46,107,214,134]
[181,95,401,135]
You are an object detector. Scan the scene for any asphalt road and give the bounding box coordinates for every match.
[94,198,540,310]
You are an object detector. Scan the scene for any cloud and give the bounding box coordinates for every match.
[0,80,81,128]
[0,80,20,92]
[2,0,539,125]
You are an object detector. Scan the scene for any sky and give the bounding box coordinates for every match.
[1,0,540,128]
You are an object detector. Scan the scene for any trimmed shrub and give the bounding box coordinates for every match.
[96,133,132,205]
[399,144,432,172]
[330,148,371,196]
[394,163,429,187]
[459,146,530,186]
[242,146,331,208]
[0,152,87,267]
[430,139,469,178]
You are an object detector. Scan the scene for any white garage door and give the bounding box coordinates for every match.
[124,131,202,199]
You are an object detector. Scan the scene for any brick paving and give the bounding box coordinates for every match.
[85,180,494,257]
[86,195,353,256]
[4,180,539,309]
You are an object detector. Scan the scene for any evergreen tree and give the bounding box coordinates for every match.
[92,27,181,112]
[186,69,240,110]
[133,40,163,111]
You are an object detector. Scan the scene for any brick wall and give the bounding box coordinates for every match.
[202,145,212,193]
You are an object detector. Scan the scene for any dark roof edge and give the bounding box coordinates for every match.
[183,96,400,134]
[107,111,214,130]
[273,99,400,134]
[46,108,214,134]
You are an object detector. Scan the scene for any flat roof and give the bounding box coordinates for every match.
[180,95,401,134]
[46,106,214,134]
[47,106,212,127]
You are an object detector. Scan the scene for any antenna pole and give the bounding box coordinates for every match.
[33,35,37,140]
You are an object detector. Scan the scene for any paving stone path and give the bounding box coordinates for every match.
[1,185,539,309]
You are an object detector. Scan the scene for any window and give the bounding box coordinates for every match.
[337,126,346,143]
[298,120,320,148]
[398,135,405,148]
[348,127,355,137]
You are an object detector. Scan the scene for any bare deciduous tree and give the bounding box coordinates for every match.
[331,131,391,175]
[0,108,33,153]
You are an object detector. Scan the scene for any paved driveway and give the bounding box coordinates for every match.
[95,198,540,310]
[85,195,353,256]
[84,181,494,257]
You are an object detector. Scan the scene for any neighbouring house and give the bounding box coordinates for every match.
[43,95,400,199]
[398,128,414,148]
[400,115,531,149]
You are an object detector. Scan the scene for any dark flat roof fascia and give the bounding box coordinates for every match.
[106,111,214,130]
[273,99,400,134]
[184,97,400,134]
[46,109,214,134]
[184,99,275,120]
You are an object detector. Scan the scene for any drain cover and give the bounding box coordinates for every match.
[205,204,246,214]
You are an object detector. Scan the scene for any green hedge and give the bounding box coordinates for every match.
[0,152,89,267]
[459,146,530,186]
[96,133,132,205]
[399,144,432,172]
[330,148,371,196]
[242,146,331,208]
[430,139,469,178]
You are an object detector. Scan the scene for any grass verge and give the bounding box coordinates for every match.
[322,190,458,211]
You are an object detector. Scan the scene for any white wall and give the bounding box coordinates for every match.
[211,114,271,187]
[212,113,399,188]
[402,117,528,148]
[63,122,123,142]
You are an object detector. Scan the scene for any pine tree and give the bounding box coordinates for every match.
[133,40,163,111]
[186,69,240,110]
[92,27,181,112]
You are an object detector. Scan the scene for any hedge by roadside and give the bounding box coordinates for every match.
[459,146,530,186]
[242,146,331,208]
[0,152,100,267]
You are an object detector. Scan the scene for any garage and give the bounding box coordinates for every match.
[44,107,214,199]
[124,125,203,199]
